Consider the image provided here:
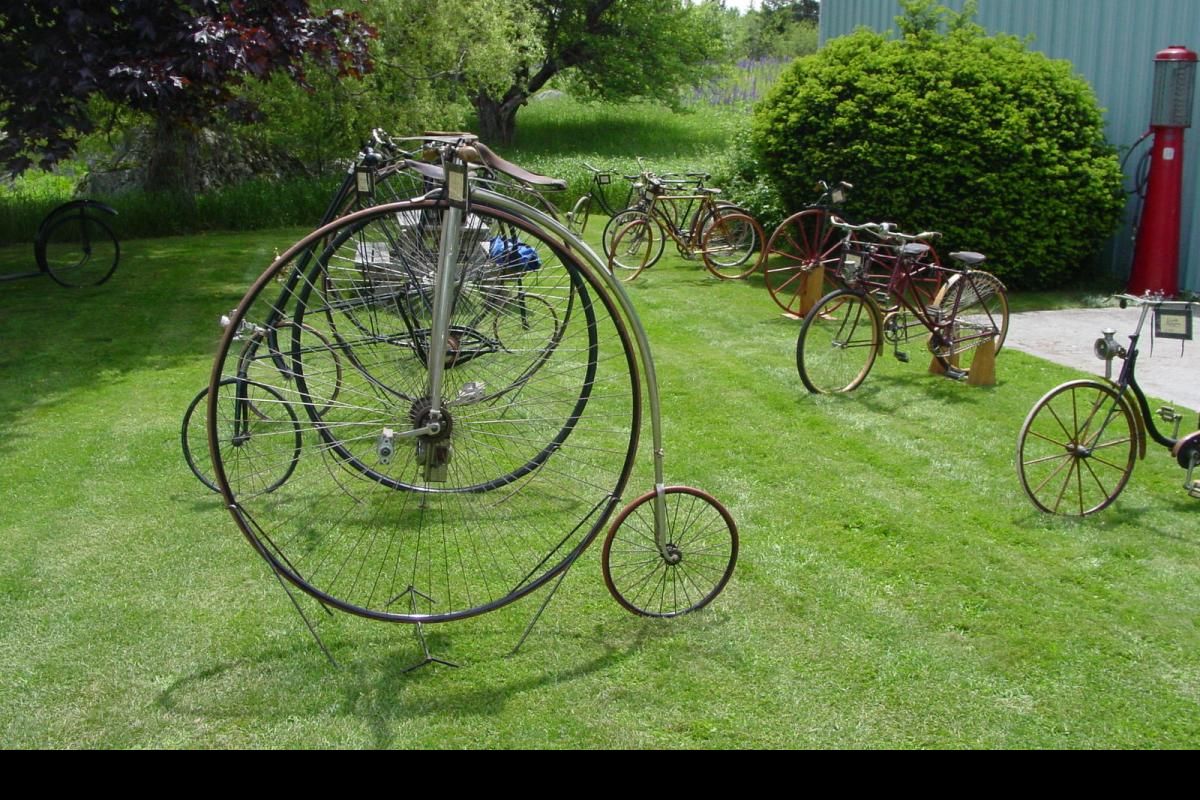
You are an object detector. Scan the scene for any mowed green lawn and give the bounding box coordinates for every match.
[1,225,1198,749]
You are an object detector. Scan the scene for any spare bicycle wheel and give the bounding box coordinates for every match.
[209,200,641,622]
[36,211,120,287]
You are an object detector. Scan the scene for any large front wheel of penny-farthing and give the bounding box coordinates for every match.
[209,200,641,622]
[1016,380,1138,516]
[602,487,738,617]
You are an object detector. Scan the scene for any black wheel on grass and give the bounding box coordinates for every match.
[36,211,119,287]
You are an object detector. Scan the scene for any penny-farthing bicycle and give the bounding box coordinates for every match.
[205,136,738,643]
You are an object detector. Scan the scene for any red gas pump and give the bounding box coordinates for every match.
[1129,45,1198,298]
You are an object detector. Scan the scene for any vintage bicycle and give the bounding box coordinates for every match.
[602,166,764,281]
[795,216,1009,393]
[1,200,120,288]
[200,134,738,634]
[563,162,636,235]
[760,181,853,317]
[1016,294,1200,516]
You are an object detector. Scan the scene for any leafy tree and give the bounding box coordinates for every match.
[241,0,540,176]
[737,0,819,59]
[472,0,728,144]
[0,1,373,193]
[752,0,1124,289]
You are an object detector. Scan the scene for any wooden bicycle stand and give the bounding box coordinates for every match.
[797,265,826,318]
[927,335,997,386]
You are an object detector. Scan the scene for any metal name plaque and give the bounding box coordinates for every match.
[1154,306,1193,341]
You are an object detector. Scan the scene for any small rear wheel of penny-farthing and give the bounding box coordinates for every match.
[602,486,738,617]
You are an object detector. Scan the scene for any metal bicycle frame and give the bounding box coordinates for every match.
[223,156,677,564]
[456,186,676,558]
[1101,298,1198,453]
[843,239,995,351]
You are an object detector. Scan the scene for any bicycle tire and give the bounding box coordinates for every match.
[763,209,841,317]
[240,321,344,419]
[210,199,641,623]
[184,377,302,495]
[602,208,664,270]
[607,217,656,282]
[1016,380,1138,516]
[602,486,738,617]
[796,289,882,394]
[567,195,591,235]
[700,210,764,279]
[929,269,1009,373]
[36,212,120,287]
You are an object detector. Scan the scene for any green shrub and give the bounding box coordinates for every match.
[751,0,1125,289]
[710,129,787,232]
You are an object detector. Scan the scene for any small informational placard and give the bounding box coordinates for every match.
[447,163,468,207]
[598,173,611,185]
[1154,306,1193,340]
[354,166,376,200]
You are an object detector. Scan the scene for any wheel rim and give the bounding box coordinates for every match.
[764,209,841,317]
[40,213,120,287]
[603,210,663,269]
[197,378,302,497]
[796,291,880,394]
[931,270,1008,372]
[602,486,738,617]
[608,218,654,281]
[702,211,763,279]
[182,384,220,493]
[1017,381,1137,516]
[209,200,641,622]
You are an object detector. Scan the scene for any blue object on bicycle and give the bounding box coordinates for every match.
[488,236,541,272]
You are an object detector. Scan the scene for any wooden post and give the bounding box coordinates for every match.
[795,265,826,318]
[966,336,997,386]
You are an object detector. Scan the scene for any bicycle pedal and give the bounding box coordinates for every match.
[943,366,968,381]
[894,351,910,363]
[1187,481,1200,499]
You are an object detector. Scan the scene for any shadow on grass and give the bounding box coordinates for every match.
[0,230,303,459]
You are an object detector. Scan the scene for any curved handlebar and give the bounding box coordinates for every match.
[829,214,939,243]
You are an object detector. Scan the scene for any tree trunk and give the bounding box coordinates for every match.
[144,115,199,199]
[473,92,525,146]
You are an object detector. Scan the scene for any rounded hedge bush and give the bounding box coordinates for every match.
[751,6,1125,289]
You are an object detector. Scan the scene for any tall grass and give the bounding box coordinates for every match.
[0,172,78,246]
[686,57,792,108]
[1,95,748,244]
[504,96,747,212]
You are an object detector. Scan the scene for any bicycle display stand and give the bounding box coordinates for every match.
[928,334,998,386]
[0,200,119,288]
[794,217,1009,394]
[190,134,739,668]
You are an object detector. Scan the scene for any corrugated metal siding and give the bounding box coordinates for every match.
[820,0,1200,293]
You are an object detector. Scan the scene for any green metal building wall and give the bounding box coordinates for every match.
[819,0,1200,293]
